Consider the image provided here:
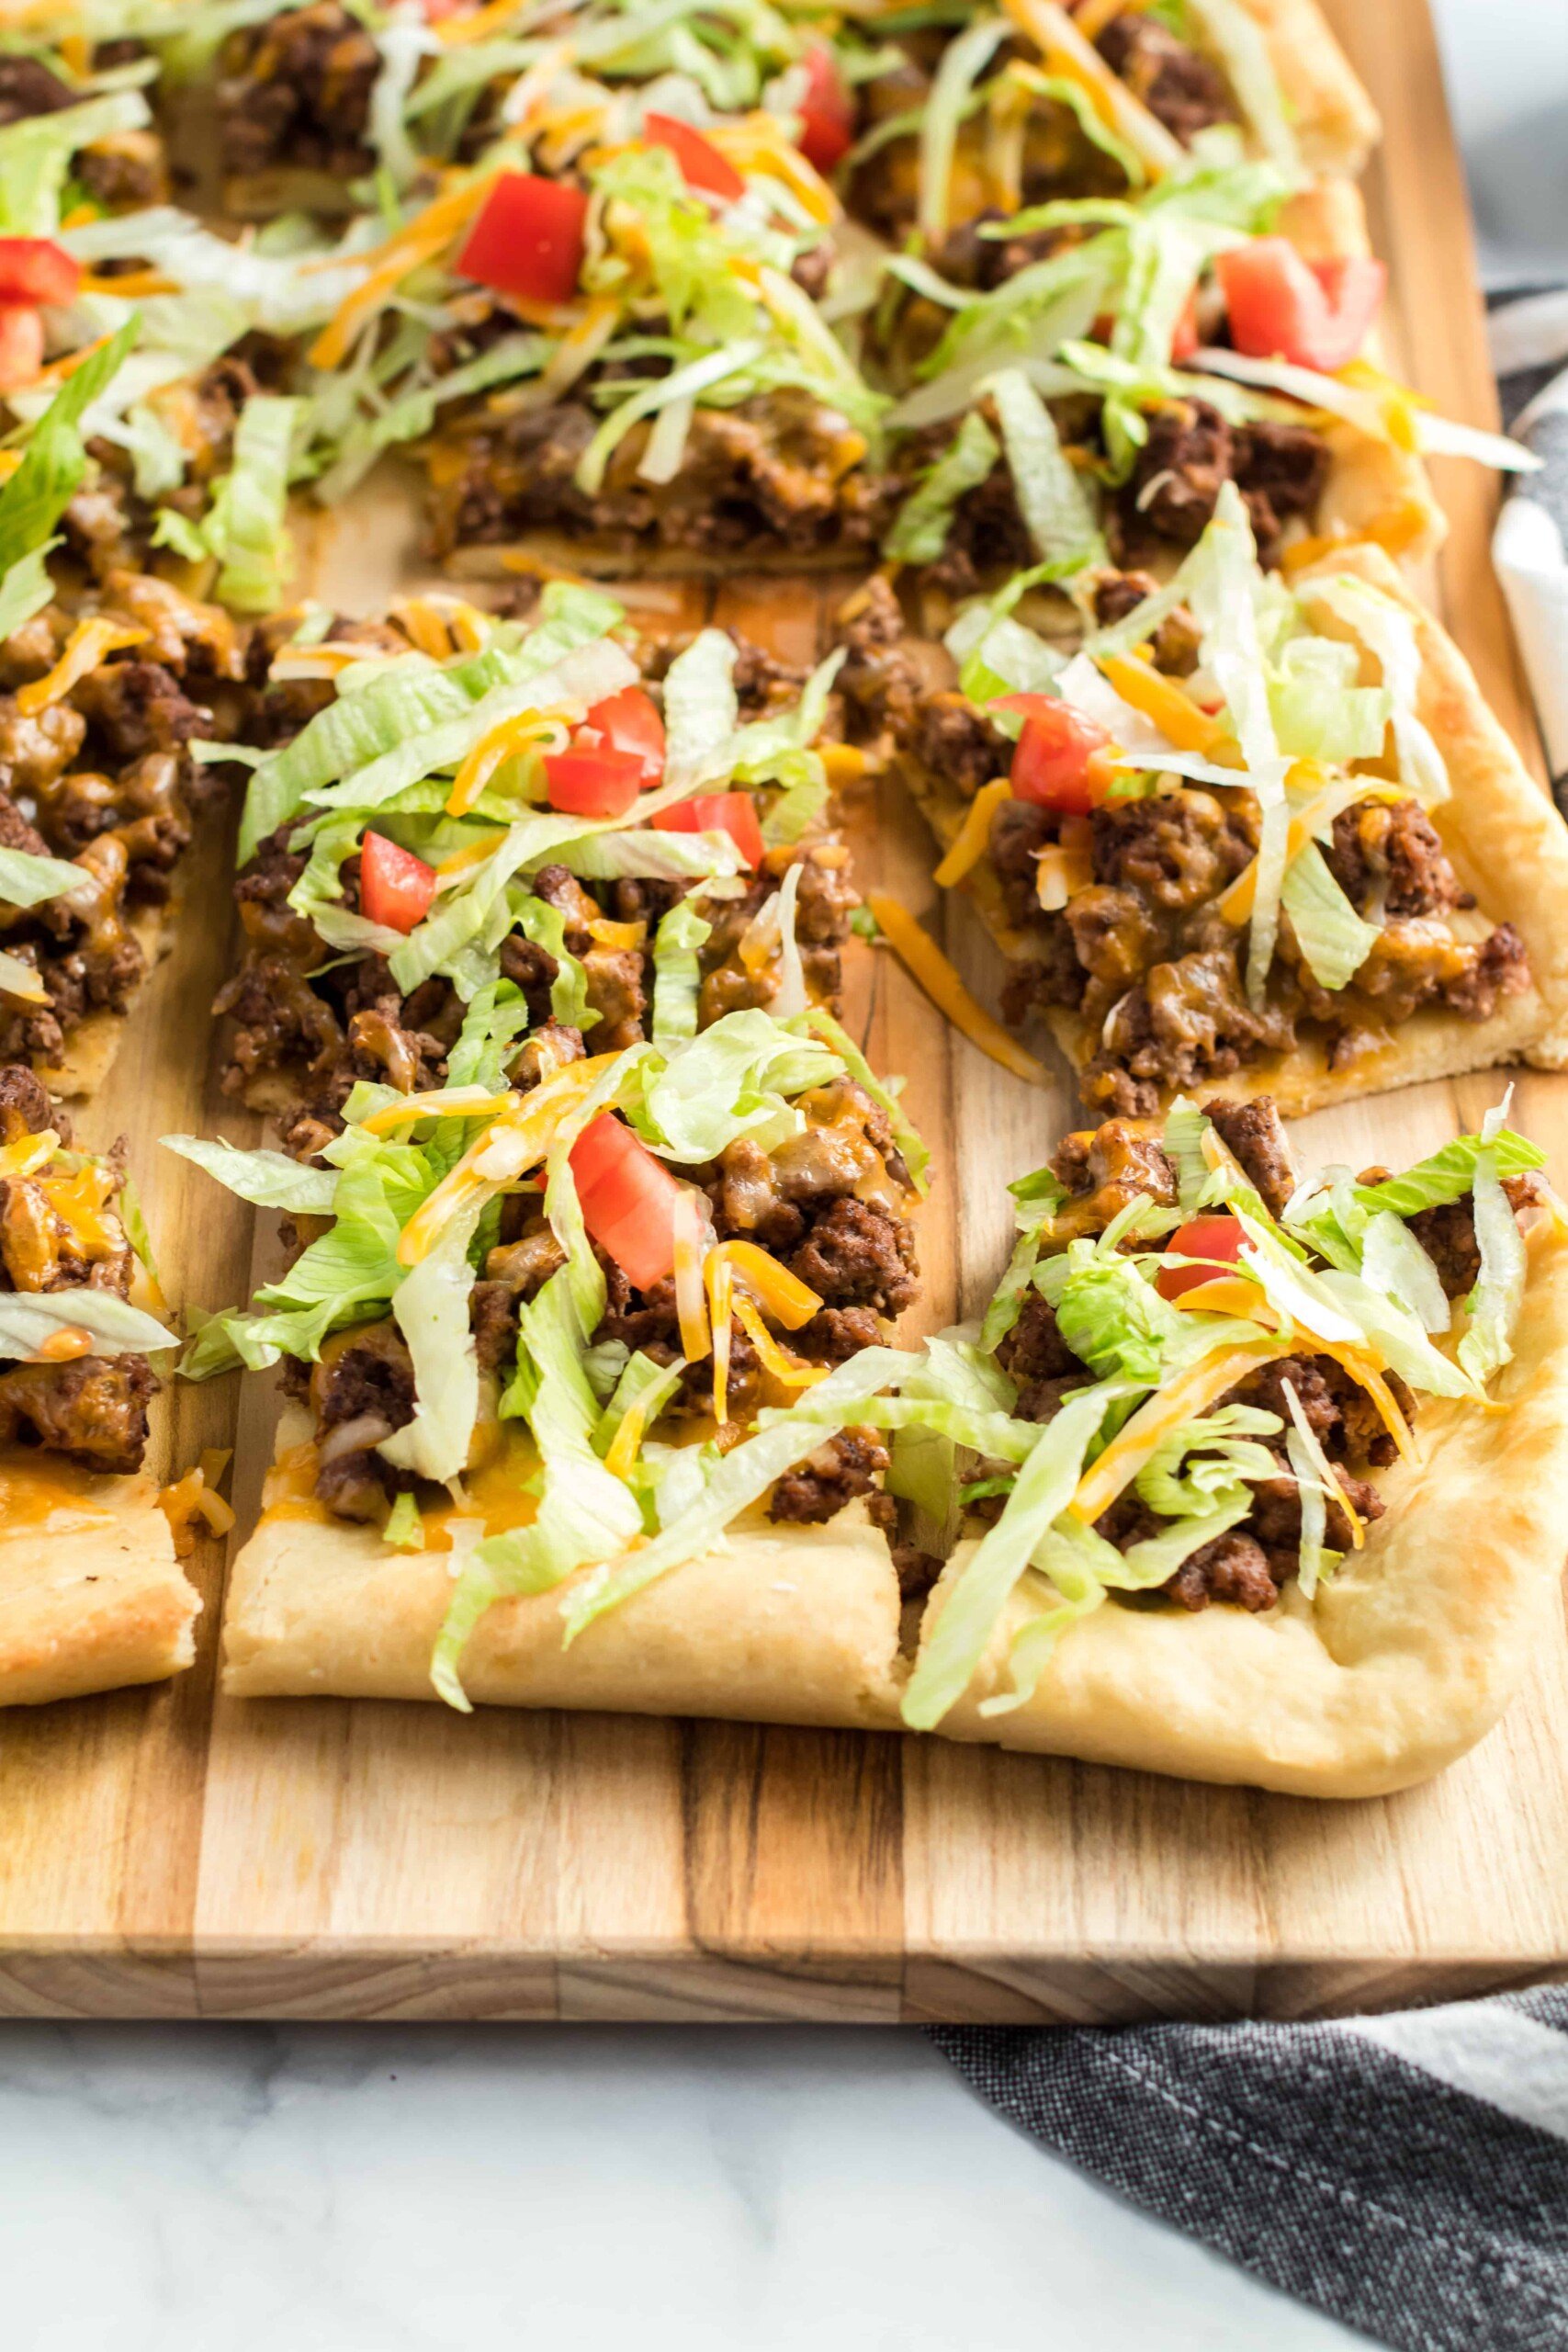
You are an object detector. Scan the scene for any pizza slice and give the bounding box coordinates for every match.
[895,1091,1568,1795]
[212,582,865,1157]
[0,1057,200,1706]
[874,164,1532,594]
[851,488,1568,1117]
[849,0,1378,247]
[178,997,924,1720]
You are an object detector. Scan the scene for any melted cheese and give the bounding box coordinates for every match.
[17,618,148,717]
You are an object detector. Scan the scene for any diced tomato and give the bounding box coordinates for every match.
[570,1114,682,1291]
[581,684,665,783]
[0,239,80,309]
[1170,286,1200,364]
[796,44,855,174]
[360,831,438,933]
[542,745,647,819]
[1156,1215,1247,1302]
[643,111,745,204]
[1213,239,1387,374]
[993,693,1113,817]
[0,306,42,395]
[455,171,588,309]
[649,791,764,868]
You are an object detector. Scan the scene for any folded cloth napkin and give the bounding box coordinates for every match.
[1490,288,1568,800]
[931,1988,1568,2352]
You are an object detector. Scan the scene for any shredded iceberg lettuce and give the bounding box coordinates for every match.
[901,1383,1112,1731]
[0,1285,174,1362]
[886,411,1000,564]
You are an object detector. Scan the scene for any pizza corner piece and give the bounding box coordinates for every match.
[897,1090,1568,1798]
[854,487,1568,1119]
[0,1061,202,1707]
[180,994,929,1725]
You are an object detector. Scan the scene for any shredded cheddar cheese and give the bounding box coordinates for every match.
[1068,1341,1284,1522]
[362,1085,519,1136]
[1096,654,1226,755]
[397,1057,615,1264]
[31,1326,94,1364]
[603,1398,648,1481]
[933,777,1011,889]
[671,1189,711,1363]
[731,1293,827,1390]
[867,891,1048,1086]
[17,618,148,717]
[999,0,1182,173]
[446,707,554,814]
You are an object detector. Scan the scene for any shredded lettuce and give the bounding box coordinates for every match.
[1306,575,1449,807]
[1352,1129,1544,1220]
[0,89,151,235]
[0,315,139,587]
[0,1285,174,1362]
[377,1206,482,1487]
[987,367,1105,567]
[1278,841,1380,992]
[558,1344,915,1643]
[901,1383,1111,1731]
[1358,1208,1450,1336]
[1183,0,1299,171]
[0,842,83,910]
[886,410,999,564]
[160,1134,339,1214]
[1134,1403,1280,1517]
[1456,1149,1528,1386]
[650,897,710,1046]
[186,392,301,615]
[918,13,1010,246]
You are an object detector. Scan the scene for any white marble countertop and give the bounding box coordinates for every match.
[6,10,1562,2350]
[0,2025,1371,2351]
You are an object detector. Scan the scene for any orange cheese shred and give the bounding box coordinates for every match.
[933,777,1011,889]
[17,618,149,717]
[867,891,1048,1086]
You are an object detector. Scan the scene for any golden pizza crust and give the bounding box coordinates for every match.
[222,1229,1568,1797]
[222,1483,907,1725]
[0,1458,201,1708]
[900,541,1568,1117]
[1242,0,1381,175]
[921,1225,1568,1797]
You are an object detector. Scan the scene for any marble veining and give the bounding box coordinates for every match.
[0,2025,1371,2351]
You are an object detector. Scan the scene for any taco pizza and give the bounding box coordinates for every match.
[852,490,1568,1116]
[896,1091,1568,1797]
[212,580,865,1155]
[0,1057,200,1706]
[846,0,1378,246]
[180,992,926,1718]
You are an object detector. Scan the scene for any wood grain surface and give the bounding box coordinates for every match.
[4,0,1566,2023]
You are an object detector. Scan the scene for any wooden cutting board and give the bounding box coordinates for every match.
[4,0,1565,2025]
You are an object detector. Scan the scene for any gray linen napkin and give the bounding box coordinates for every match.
[931,1989,1568,2351]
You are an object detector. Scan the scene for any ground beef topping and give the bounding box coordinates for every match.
[218,1,381,185]
[1093,13,1240,142]
[0,1092,152,1473]
[1117,400,1329,568]
[424,384,892,564]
